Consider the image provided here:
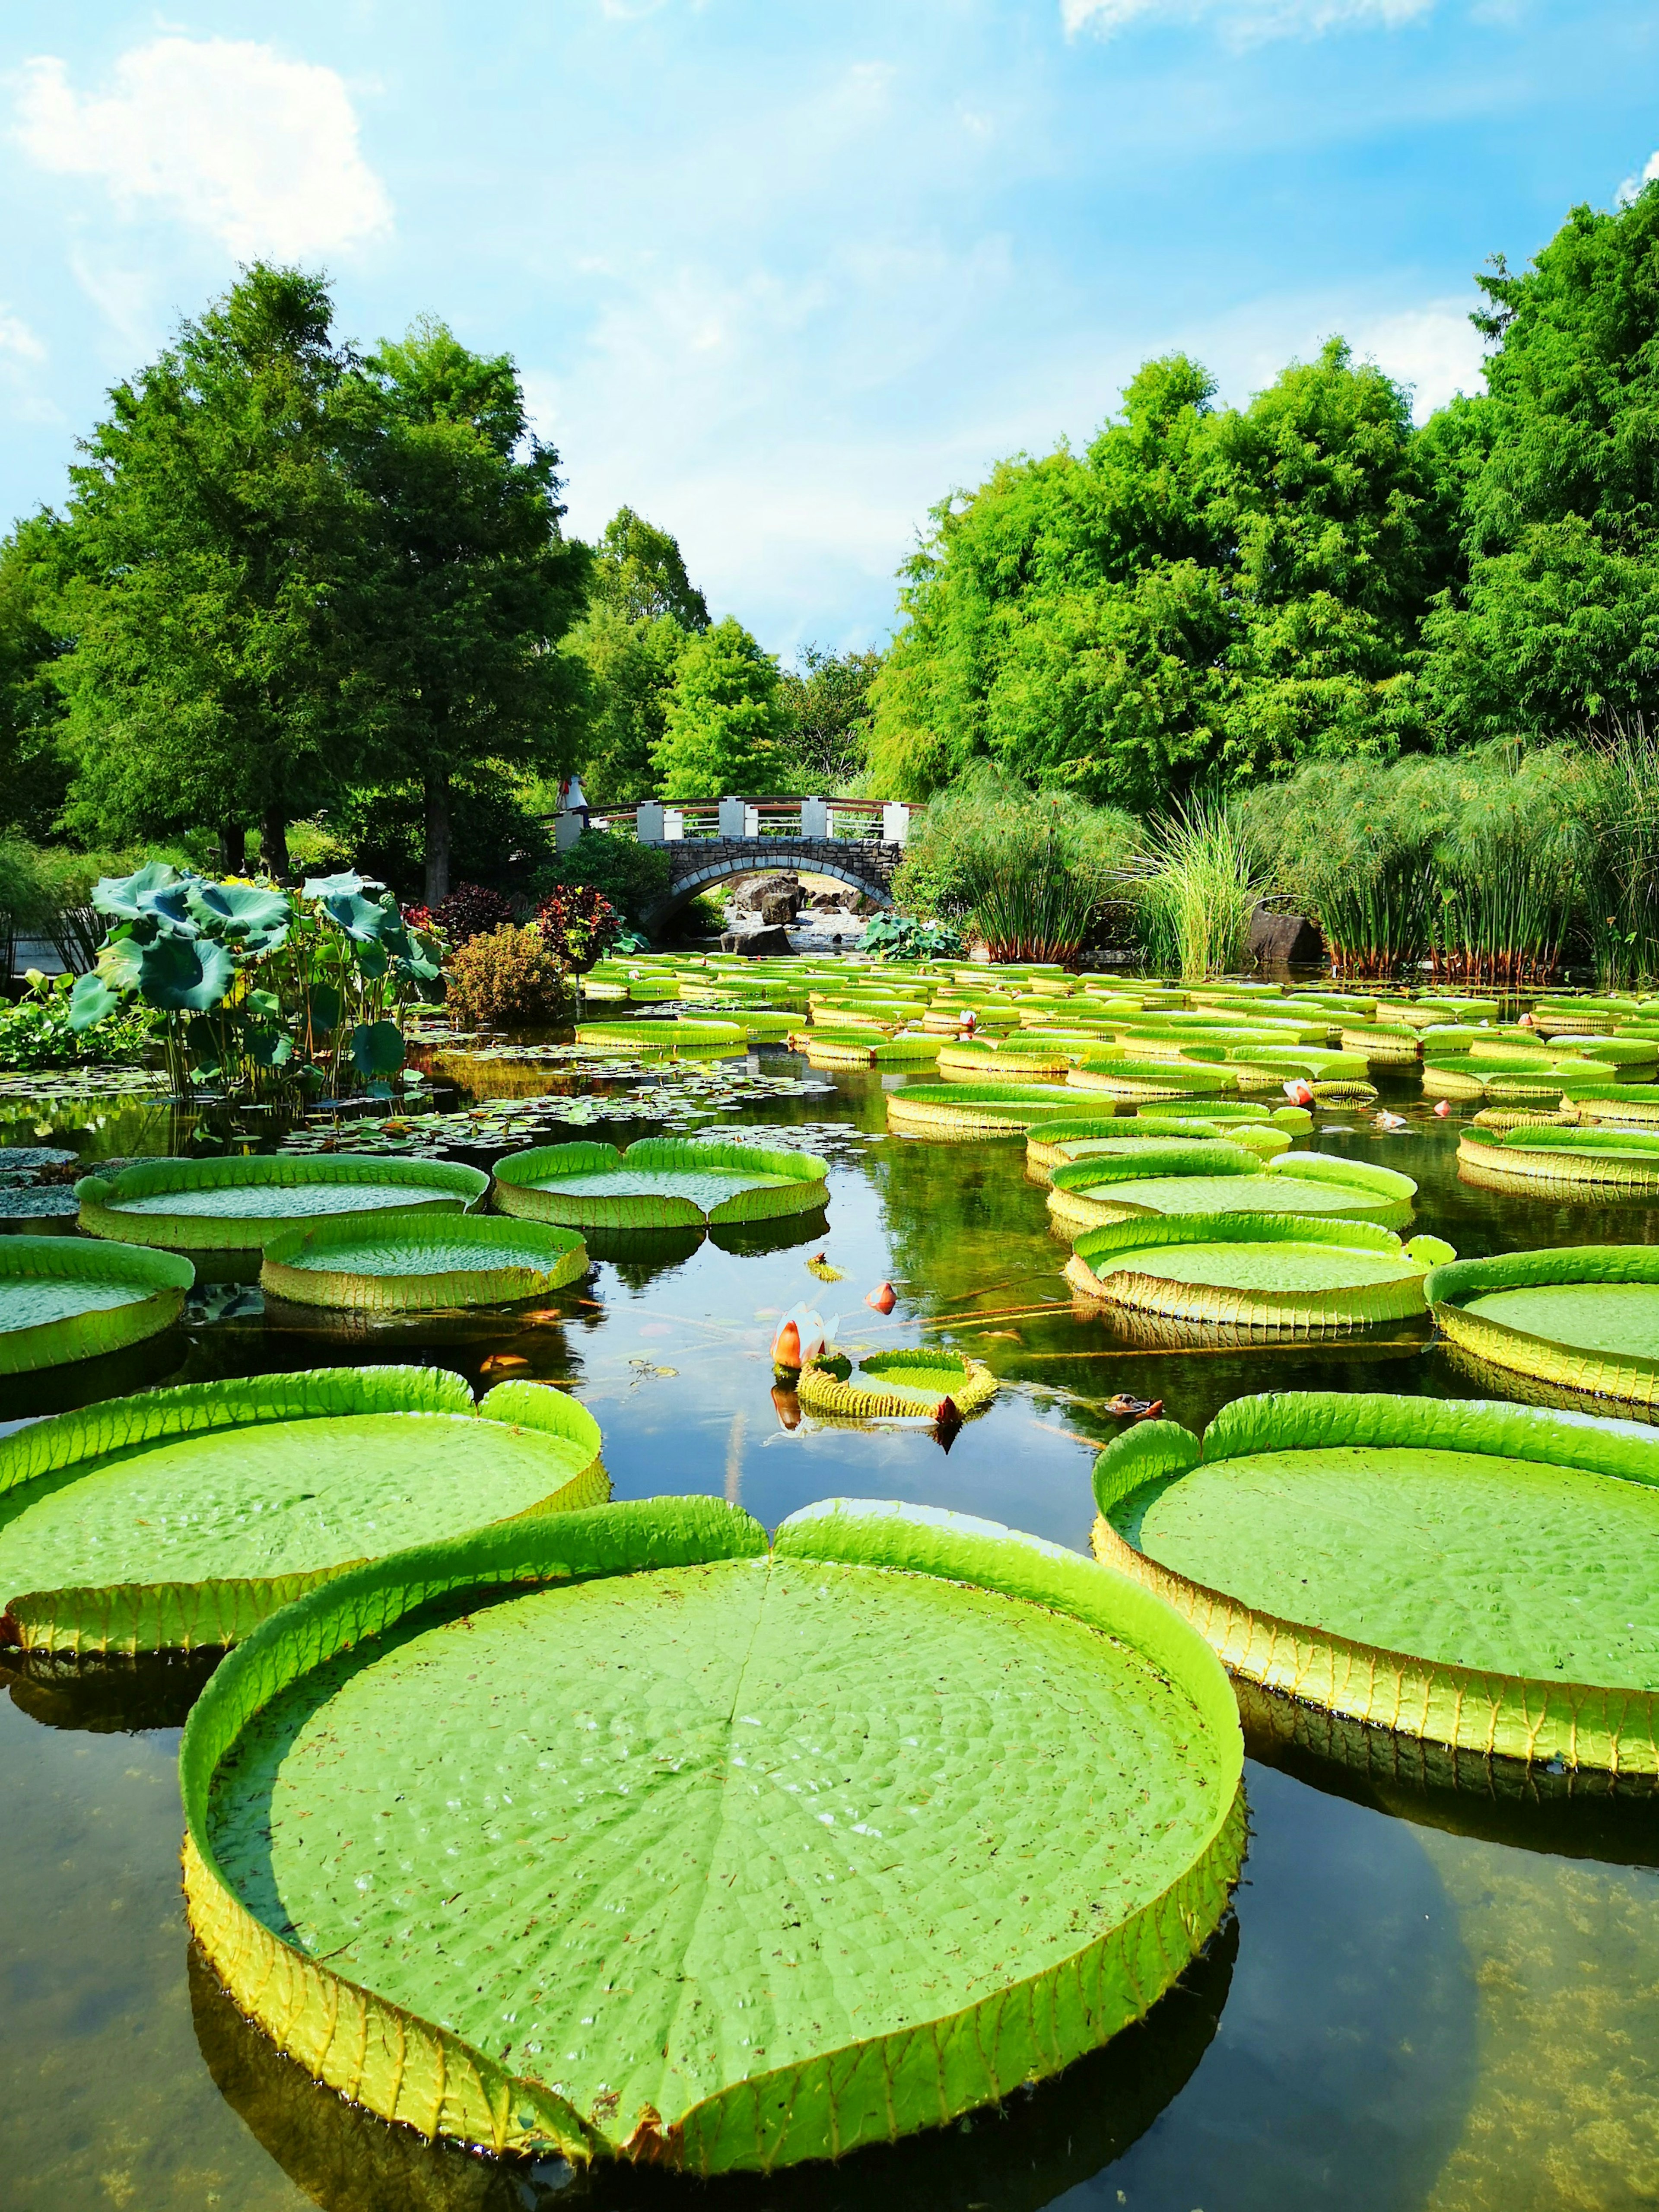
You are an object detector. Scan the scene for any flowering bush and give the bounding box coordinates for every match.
[535,884,621,971]
[430,883,513,944]
[444,924,575,1030]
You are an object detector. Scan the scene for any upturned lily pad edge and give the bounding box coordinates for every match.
[0,1234,194,1374]
[181,1494,1244,2174]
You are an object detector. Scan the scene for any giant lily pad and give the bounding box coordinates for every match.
[796,1348,999,1420]
[935,1039,1078,1082]
[182,1495,1243,2170]
[493,1136,829,1229]
[1090,1392,1659,1772]
[1066,1215,1452,1334]
[0,1366,606,1654]
[1557,1081,1659,1127]
[1457,1124,1659,1192]
[1047,1145,1415,1237]
[1427,1244,1659,1413]
[0,1235,193,1373]
[77,1155,488,1250]
[1027,1121,1290,1181]
[262,1209,589,1314]
[885,1082,1120,1138]
[1065,1059,1234,1102]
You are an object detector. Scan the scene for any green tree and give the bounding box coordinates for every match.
[332,317,591,902]
[778,642,880,789]
[1422,185,1659,738]
[566,508,706,805]
[48,264,356,870]
[653,615,791,799]
[0,516,73,838]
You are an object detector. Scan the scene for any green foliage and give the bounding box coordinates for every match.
[893,766,1139,960]
[860,912,964,960]
[442,923,575,1030]
[0,969,157,1071]
[534,826,671,928]
[778,642,880,790]
[589,505,709,630]
[1578,716,1659,988]
[331,317,592,902]
[563,604,690,806]
[1131,797,1262,980]
[49,265,356,849]
[653,616,792,799]
[1422,186,1659,740]
[0,518,73,837]
[869,344,1454,807]
[69,864,442,1100]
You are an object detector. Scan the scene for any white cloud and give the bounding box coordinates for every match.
[1064,0,1434,38]
[1617,149,1659,207]
[1347,299,1487,417]
[0,307,44,365]
[12,37,391,258]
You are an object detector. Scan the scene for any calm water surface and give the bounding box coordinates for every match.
[2,1052,1656,2212]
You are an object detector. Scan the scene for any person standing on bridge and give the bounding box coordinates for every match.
[559,773,590,831]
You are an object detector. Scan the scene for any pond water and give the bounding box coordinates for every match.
[1,1048,1657,2212]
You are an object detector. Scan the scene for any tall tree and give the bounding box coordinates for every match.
[50,264,355,871]
[1422,184,1659,738]
[0,515,73,838]
[333,318,592,902]
[566,507,707,805]
[778,642,881,790]
[653,616,791,800]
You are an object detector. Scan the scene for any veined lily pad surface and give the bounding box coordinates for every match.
[1047,1145,1416,1236]
[1091,1392,1659,1770]
[492,1136,828,1228]
[1427,1245,1659,1412]
[261,1209,589,1314]
[0,1235,193,1373]
[1458,1124,1659,1191]
[796,1348,999,1419]
[0,1366,606,1653]
[1067,1216,1453,1334]
[183,1495,1243,2171]
[76,1155,488,1250]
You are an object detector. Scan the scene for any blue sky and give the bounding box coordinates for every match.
[2,3,1656,660]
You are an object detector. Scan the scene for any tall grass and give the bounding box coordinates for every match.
[892,766,1140,962]
[1581,716,1659,990]
[1131,797,1261,980]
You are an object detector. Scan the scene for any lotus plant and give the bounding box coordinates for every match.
[771,1303,839,1372]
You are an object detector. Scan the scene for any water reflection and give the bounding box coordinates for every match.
[1,1646,223,1733]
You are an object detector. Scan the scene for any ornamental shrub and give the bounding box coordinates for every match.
[535,884,621,971]
[534,829,671,928]
[431,883,513,944]
[444,924,575,1030]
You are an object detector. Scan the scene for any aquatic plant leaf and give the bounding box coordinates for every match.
[181,1495,1242,2169]
[92,861,185,927]
[186,881,293,945]
[0,1364,606,1653]
[67,969,122,1031]
[76,1154,488,1250]
[797,1348,999,1419]
[1092,1390,1659,1772]
[1427,1243,1659,1412]
[493,1135,828,1229]
[0,1233,192,1374]
[136,933,236,1012]
[262,1208,589,1313]
[349,1019,406,1080]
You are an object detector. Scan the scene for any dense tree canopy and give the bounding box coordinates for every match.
[566,507,708,806]
[653,616,791,799]
[778,642,880,790]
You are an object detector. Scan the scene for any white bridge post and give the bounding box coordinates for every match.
[801,797,830,840]
[635,803,664,843]
[881,802,911,845]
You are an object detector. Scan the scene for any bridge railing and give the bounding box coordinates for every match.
[555,796,914,850]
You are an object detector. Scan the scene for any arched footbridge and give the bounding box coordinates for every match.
[552,797,912,931]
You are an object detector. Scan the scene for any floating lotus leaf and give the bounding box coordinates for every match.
[1338,1024,1423,1063]
[885,1082,1119,1138]
[1557,1081,1659,1126]
[1065,1059,1235,1101]
[181,1494,1243,2169]
[1136,1099,1313,1135]
[936,1039,1077,1081]
[1066,1214,1452,1335]
[1469,1105,1576,1134]
[0,1234,193,1373]
[1047,1146,1416,1237]
[0,1366,607,1654]
[1427,1244,1659,1412]
[1090,1392,1659,1772]
[1027,1122,1289,1184]
[1424,1053,1604,1100]
[1458,1124,1659,1192]
[76,1155,489,1251]
[575,1020,744,1052]
[796,1348,999,1420]
[493,1136,828,1229]
[792,1028,941,1067]
[262,1209,589,1314]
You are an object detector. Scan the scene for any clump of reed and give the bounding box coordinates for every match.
[1580,715,1659,991]
[892,765,1140,963]
[1129,796,1262,981]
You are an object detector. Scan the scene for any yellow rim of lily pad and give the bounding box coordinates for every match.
[796,1348,999,1419]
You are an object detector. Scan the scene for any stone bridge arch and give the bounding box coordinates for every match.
[641,836,901,933]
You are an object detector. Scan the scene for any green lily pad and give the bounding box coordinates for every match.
[885,1083,1121,1139]
[182,1495,1243,2170]
[1427,1244,1659,1412]
[797,1348,999,1420]
[1048,1145,1415,1237]
[1091,1393,1659,1772]
[1459,1123,1659,1191]
[77,1155,489,1249]
[493,1137,828,1229]
[1066,1214,1451,1334]
[262,1209,589,1313]
[0,1235,193,1373]
[0,1365,606,1654]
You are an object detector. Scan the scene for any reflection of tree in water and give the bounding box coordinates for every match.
[864,1136,1055,1305]
[190,1920,1236,2212]
[2,1647,223,1733]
